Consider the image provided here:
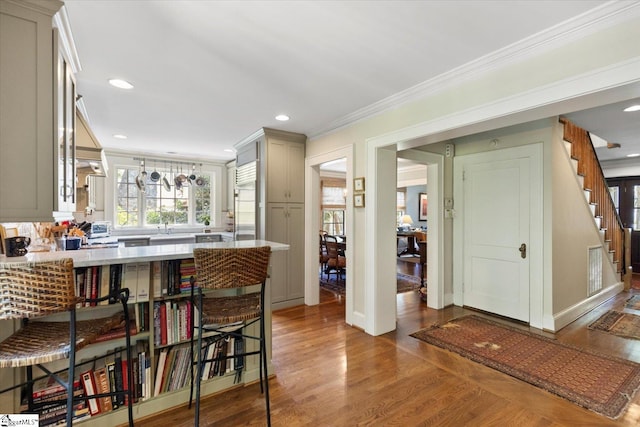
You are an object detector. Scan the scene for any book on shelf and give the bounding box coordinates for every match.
[153,349,168,397]
[106,358,119,410]
[94,366,113,413]
[136,262,151,303]
[123,263,139,304]
[114,352,126,407]
[80,369,100,416]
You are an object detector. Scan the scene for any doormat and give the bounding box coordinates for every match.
[626,295,640,310]
[319,273,422,295]
[411,315,640,419]
[588,310,640,340]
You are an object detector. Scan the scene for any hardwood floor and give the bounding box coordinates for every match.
[134,272,640,426]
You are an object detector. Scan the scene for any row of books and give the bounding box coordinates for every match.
[151,259,198,298]
[24,343,152,424]
[21,376,89,426]
[74,263,150,306]
[199,335,245,381]
[153,300,197,347]
[152,334,244,397]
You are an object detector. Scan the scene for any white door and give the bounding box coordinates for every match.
[462,147,536,322]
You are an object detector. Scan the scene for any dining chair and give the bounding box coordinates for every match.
[319,232,329,279]
[325,237,346,284]
[0,258,135,426]
[188,246,272,426]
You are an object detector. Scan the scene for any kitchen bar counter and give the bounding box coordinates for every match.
[0,239,288,267]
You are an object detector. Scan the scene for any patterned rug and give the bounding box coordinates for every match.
[411,315,640,419]
[589,310,640,340]
[626,295,640,310]
[319,273,422,295]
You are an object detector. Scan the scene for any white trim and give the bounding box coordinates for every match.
[308,2,640,139]
[305,146,356,326]
[397,150,445,309]
[553,282,623,331]
[53,6,81,74]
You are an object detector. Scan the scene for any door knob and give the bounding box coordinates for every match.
[519,243,527,259]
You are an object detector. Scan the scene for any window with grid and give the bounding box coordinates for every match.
[115,166,212,228]
[397,189,406,225]
[321,179,346,235]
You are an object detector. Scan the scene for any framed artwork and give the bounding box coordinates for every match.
[354,193,365,208]
[354,177,365,192]
[419,193,428,221]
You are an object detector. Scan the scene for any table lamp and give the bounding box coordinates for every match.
[401,214,413,229]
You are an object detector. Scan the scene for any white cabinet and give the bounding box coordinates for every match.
[0,0,63,222]
[266,138,305,203]
[266,203,305,307]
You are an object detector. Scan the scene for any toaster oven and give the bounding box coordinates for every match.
[88,221,111,238]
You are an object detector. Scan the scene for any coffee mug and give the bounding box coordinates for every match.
[5,236,31,257]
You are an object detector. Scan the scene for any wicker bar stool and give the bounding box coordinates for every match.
[0,258,135,426]
[188,246,272,426]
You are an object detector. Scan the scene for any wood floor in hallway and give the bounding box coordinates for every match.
[134,284,640,426]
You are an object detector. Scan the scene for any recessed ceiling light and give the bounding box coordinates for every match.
[623,105,640,112]
[113,134,127,139]
[626,153,640,158]
[108,78,134,90]
[224,149,235,153]
[275,114,290,121]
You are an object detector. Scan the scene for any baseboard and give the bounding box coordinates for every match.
[272,298,305,311]
[552,281,624,331]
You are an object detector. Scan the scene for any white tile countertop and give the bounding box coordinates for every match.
[0,240,289,268]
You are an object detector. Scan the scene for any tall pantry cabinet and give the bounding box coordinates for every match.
[236,128,306,310]
[0,0,77,221]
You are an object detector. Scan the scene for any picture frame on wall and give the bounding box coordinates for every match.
[354,177,365,192]
[354,193,365,208]
[419,192,428,221]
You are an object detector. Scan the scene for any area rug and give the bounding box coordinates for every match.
[589,310,640,340]
[626,295,640,310]
[411,315,640,419]
[319,273,422,295]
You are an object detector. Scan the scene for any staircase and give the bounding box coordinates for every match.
[560,117,624,275]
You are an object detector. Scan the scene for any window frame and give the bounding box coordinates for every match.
[105,155,223,231]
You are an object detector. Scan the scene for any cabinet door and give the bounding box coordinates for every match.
[286,203,305,300]
[0,3,56,221]
[54,43,76,213]
[287,143,305,203]
[266,203,288,303]
[266,140,289,203]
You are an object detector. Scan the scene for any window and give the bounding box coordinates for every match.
[397,189,406,225]
[321,179,345,235]
[115,165,213,228]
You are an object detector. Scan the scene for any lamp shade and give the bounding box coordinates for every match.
[401,214,413,226]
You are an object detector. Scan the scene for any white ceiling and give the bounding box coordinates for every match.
[63,1,639,164]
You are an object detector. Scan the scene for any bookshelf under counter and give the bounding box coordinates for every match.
[0,240,288,426]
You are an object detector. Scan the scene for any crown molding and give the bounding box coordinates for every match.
[309,1,640,140]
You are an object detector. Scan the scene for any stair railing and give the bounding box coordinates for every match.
[560,117,624,273]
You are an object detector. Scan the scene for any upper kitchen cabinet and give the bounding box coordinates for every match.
[53,21,78,215]
[264,130,306,203]
[0,0,80,222]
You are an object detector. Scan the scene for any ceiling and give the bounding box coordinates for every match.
[63,1,639,164]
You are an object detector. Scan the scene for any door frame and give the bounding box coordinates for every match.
[304,146,354,325]
[453,143,543,328]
